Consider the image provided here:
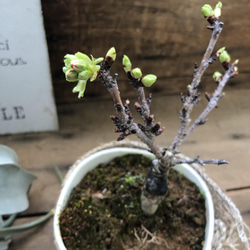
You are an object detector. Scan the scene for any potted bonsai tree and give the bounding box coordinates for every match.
[54,2,248,249]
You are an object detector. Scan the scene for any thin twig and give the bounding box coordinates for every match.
[171,21,224,151]
[99,60,163,158]
[177,155,229,166]
[182,61,237,142]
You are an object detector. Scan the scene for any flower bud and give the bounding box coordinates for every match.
[201,4,213,19]
[219,50,231,63]
[141,74,157,87]
[213,71,223,82]
[105,47,116,62]
[216,47,226,57]
[234,59,239,65]
[62,66,68,73]
[70,60,86,71]
[131,67,142,79]
[89,68,99,82]
[214,2,222,18]
[122,55,132,73]
[65,69,78,82]
[78,70,92,81]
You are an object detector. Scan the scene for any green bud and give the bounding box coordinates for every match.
[78,70,92,81]
[62,66,68,74]
[73,80,87,98]
[213,71,223,82]
[122,55,132,73]
[71,59,86,71]
[216,47,226,57]
[131,67,142,79]
[64,54,77,68]
[234,59,239,65]
[141,74,157,87]
[65,69,78,82]
[201,4,213,18]
[214,2,222,18]
[106,47,116,62]
[219,50,231,63]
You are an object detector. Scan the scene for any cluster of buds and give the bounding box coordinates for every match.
[122,55,157,87]
[63,52,103,98]
[212,47,239,83]
[216,47,231,68]
[201,1,222,24]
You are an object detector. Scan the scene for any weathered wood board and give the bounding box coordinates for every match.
[41,0,250,104]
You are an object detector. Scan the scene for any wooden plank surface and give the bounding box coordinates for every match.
[1,88,250,249]
[226,189,250,227]
[8,217,54,250]
[40,0,250,104]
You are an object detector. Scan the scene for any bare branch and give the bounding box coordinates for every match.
[181,61,238,141]
[171,21,224,151]
[99,58,163,158]
[177,155,229,166]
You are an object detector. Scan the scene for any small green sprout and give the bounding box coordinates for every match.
[213,71,223,82]
[122,55,132,73]
[141,74,157,87]
[131,67,142,79]
[201,4,214,19]
[105,47,117,62]
[201,2,222,20]
[219,50,231,64]
[123,174,144,187]
[214,2,222,18]
[216,47,226,57]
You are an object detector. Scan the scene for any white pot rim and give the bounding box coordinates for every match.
[54,147,214,250]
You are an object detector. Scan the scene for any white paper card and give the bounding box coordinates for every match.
[0,0,58,134]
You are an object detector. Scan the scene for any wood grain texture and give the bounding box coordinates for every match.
[41,0,250,104]
[226,189,250,226]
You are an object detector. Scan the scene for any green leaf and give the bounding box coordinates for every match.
[0,237,11,250]
[75,52,92,64]
[0,145,37,216]
[73,80,87,98]
[93,57,104,65]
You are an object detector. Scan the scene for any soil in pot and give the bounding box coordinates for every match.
[59,154,206,249]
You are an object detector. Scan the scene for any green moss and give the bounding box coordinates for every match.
[59,154,205,249]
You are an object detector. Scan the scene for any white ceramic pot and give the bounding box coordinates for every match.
[54,147,214,250]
